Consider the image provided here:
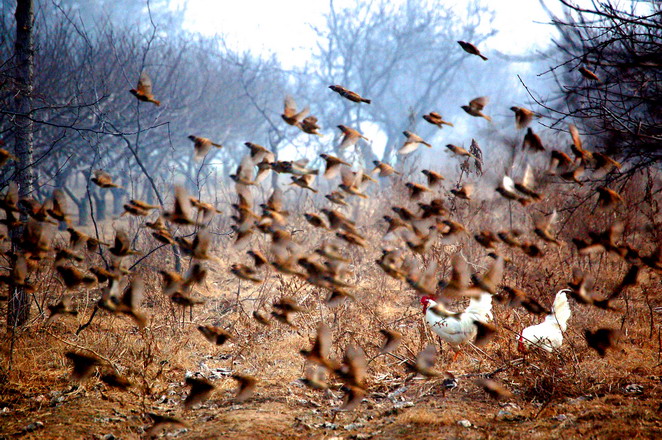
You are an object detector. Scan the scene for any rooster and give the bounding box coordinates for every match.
[420,293,493,360]
[518,289,572,353]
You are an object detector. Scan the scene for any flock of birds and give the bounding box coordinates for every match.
[1,39,660,435]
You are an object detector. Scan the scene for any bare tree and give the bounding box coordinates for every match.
[540,0,661,168]
[6,0,36,328]
[310,0,496,164]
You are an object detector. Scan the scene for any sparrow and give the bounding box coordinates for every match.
[457,41,488,60]
[398,131,431,155]
[108,229,140,257]
[450,183,474,200]
[522,128,545,152]
[476,378,513,400]
[371,161,400,177]
[596,187,623,209]
[584,328,620,357]
[301,116,322,136]
[379,329,403,354]
[290,174,317,193]
[423,111,454,128]
[329,85,371,103]
[184,376,215,409]
[405,182,431,200]
[300,322,333,368]
[129,71,160,106]
[578,66,600,81]
[446,144,477,160]
[232,374,257,402]
[230,263,263,283]
[534,210,562,245]
[100,373,132,390]
[197,325,232,345]
[188,135,222,162]
[337,125,369,149]
[145,413,187,438]
[46,294,77,323]
[91,170,121,189]
[510,106,538,129]
[163,186,199,226]
[319,154,350,179]
[421,169,445,187]
[281,95,309,127]
[461,97,491,121]
[65,351,100,381]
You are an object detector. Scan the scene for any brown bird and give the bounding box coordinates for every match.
[423,111,453,128]
[122,203,150,217]
[592,152,622,177]
[290,174,317,193]
[522,128,545,152]
[145,413,187,438]
[409,343,443,378]
[244,142,275,165]
[100,373,132,390]
[498,286,547,315]
[560,165,585,185]
[197,325,232,345]
[568,124,593,163]
[46,294,77,323]
[457,41,488,60]
[438,254,475,300]
[301,116,322,136]
[230,156,257,186]
[584,328,620,357]
[596,187,623,209]
[510,106,538,129]
[304,212,327,229]
[547,150,574,175]
[271,297,305,326]
[109,229,140,257]
[325,190,349,206]
[188,135,222,162]
[405,182,431,200]
[339,167,368,198]
[56,265,97,289]
[371,160,400,177]
[281,95,309,127]
[247,249,269,268]
[578,66,600,81]
[461,96,491,121]
[476,378,513,400]
[534,210,562,245]
[421,169,445,187]
[45,189,69,224]
[65,351,100,381]
[0,148,16,167]
[446,144,477,160]
[398,131,431,155]
[329,85,371,103]
[336,231,367,248]
[232,374,257,402]
[334,344,367,390]
[163,186,198,226]
[379,329,403,354]
[418,198,448,218]
[129,71,160,106]
[115,277,147,328]
[230,263,263,284]
[474,230,500,249]
[252,310,271,326]
[90,169,120,188]
[337,124,369,150]
[300,322,333,368]
[470,256,504,295]
[184,376,215,409]
[319,153,350,179]
[338,385,367,411]
[450,183,474,200]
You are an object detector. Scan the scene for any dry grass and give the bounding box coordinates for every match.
[0,167,661,439]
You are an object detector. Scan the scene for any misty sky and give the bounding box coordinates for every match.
[181,0,566,67]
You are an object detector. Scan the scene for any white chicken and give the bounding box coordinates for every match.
[420,293,493,360]
[518,289,572,353]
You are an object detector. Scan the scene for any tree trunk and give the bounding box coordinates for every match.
[8,0,36,329]
[92,188,107,221]
[111,187,125,215]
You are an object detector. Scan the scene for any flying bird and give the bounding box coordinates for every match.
[129,71,160,106]
[329,85,371,103]
[461,97,491,121]
[457,41,488,60]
